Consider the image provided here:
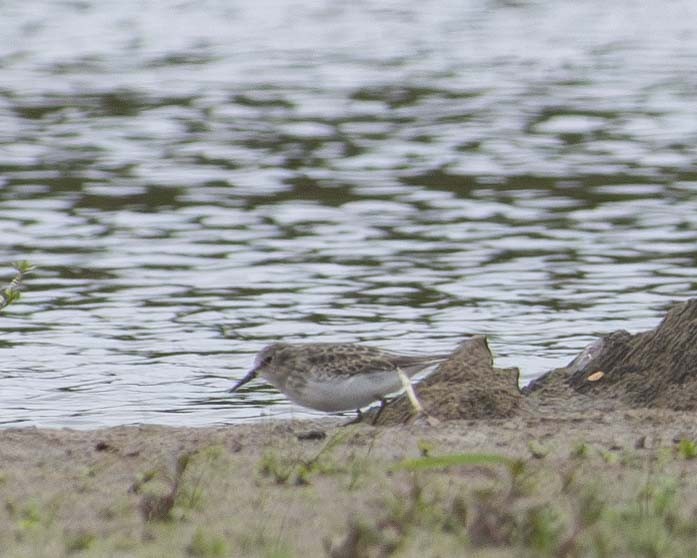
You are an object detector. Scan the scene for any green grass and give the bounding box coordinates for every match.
[393,452,516,471]
[187,528,229,558]
[677,439,697,460]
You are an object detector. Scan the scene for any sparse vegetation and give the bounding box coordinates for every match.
[132,447,226,522]
[258,430,354,486]
[2,419,697,557]
[0,261,34,313]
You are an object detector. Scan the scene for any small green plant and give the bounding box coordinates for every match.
[178,446,224,511]
[600,449,619,465]
[528,440,548,459]
[187,528,229,558]
[258,431,350,486]
[65,530,96,554]
[571,442,590,459]
[637,478,678,518]
[135,446,224,521]
[677,439,697,460]
[17,501,43,530]
[259,451,293,485]
[576,486,606,528]
[10,498,60,545]
[517,504,567,554]
[138,451,194,522]
[0,261,34,313]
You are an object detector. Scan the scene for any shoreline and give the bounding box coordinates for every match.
[2,299,697,556]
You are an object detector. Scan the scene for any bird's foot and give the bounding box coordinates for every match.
[370,398,388,425]
[340,408,364,427]
[410,411,440,427]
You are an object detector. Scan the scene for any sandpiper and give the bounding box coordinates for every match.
[229,342,449,422]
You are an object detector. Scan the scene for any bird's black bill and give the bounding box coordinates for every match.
[229,369,257,392]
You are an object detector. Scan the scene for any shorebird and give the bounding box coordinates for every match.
[229,342,449,423]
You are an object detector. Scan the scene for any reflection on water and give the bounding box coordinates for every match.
[1,1,696,427]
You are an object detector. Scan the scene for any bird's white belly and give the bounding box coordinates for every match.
[286,371,405,412]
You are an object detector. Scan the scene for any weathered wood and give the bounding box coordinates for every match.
[527,299,697,410]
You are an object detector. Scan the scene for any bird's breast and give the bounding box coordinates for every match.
[284,371,405,412]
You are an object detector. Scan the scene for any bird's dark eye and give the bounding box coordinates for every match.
[260,355,273,366]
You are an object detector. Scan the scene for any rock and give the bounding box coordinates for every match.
[371,336,524,426]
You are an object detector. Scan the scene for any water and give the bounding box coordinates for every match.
[1,0,696,428]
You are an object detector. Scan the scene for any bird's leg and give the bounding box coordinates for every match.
[342,368,425,427]
[370,398,387,425]
[397,367,424,414]
[341,408,363,427]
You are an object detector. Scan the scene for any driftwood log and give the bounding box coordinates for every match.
[369,298,697,426]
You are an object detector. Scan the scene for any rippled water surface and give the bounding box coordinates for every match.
[2,1,697,427]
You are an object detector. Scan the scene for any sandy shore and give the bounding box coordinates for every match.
[2,409,697,557]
